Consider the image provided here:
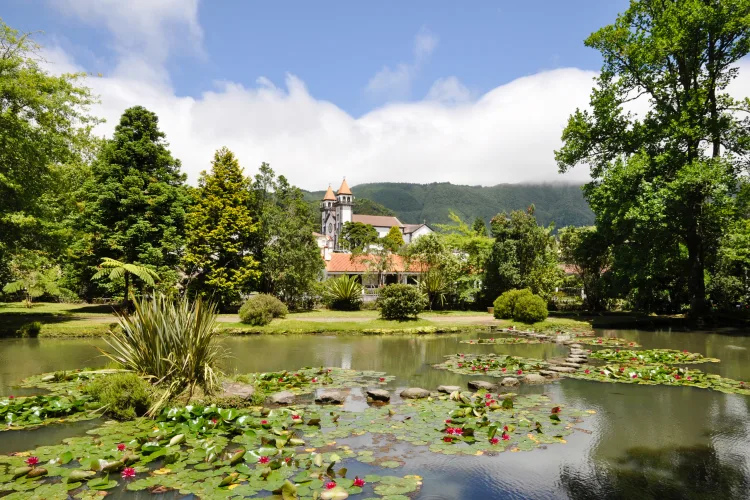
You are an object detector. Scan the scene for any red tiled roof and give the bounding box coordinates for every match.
[337,178,352,195]
[352,214,403,227]
[325,253,424,273]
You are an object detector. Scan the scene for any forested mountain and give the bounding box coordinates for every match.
[305,182,593,228]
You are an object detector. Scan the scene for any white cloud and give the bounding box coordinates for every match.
[365,28,439,100]
[425,76,474,104]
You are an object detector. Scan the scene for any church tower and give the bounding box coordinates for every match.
[335,178,353,250]
[320,185,336,245]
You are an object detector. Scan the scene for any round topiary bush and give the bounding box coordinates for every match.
[512,293,548,323]
[239,294,288,326]
[377,284,427,320]
[493,289,533,319]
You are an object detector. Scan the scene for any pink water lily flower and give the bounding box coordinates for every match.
[353,477,366,487]
[117,443,126,452]
[490,437,500,445]
[485,393,492,399]
[25,457,39,466]
[312,377,318,383]
[502,433,510,441]
[291,414,301,420]
[261,419,268,424]
[121,467,136,479]
[258,456,270,464]
[326,481,337,489]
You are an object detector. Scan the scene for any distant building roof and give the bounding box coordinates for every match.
[325,253,423,273]
[322,185,336,201]
[337,178,352,195]
[403,223,429,234]
[352,214,403,228]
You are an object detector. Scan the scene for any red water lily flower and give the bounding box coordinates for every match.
[354,477,366,487]
[460,354,465,357]
[326,481,337,489]
[674,375,681,380]
[483,367,489,371]
[443,436,452,442]
[503,425,509,432]
[453,428,464,436]
[211,418,218,425]
[294,373,300,377]
[327,369,332,373]
[615,349,620,353]
[117,443,126,452]
[445,419,451,424]
[629,342,635,346]
[490,338,495,341]
[600,371,605,375]
[457,363,463,368]
[502,433,510,441]
[619,367,624,372]
[8,395,13,400]
[683,350,689,354]
[445,427,456,435]
[121,467,136,479]
[25,457,39,466]
[312,377,318,383]
[502,368,507,373]
[630,373,638,378]
[490,437,500,445]
[471,367,476,371]
[686,376,692,381]
[285,457,292,464]
[551,406,561,414]
[584,369,590,375]
[485,401,492,407]
[379,377,385,382]
[597,339,603,343]
[485,393,492,399]
[278,377,284,381]
[516,370,523,375]
[291,414,301,420]
[261,420,268,425]
[258,456,270,464]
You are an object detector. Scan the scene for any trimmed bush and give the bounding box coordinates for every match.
[239,293,288,326]
[493,289,533,319]
[513,293,549,323]
[85,373,153,420]
[18,321,42,337]
[377,284,427,320]
[322,275,363,311]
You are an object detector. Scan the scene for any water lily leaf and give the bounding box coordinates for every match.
[320,485,349,499]
[281,479,298,500]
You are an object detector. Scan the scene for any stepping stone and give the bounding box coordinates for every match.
[400,387,430,399]
[562,362,585,368]
[500,377,520,387]
[220,382,255,400]
[269,391,295,405]
[468,380,497,391]
[366,389,390,402]
[565,358,585,364]
[539,370,560,379]
[568,343,583,349]
[547,366,578,374]
[521,374,548,384]
[569,349,587,356]
[437,385,461,394]
[315,390,346,404]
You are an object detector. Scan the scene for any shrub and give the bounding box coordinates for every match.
[18,321,42,337]
[322,275,363,311]
[513,293,549,323]
[238,294,288,326]
[101,294,225,414]
[377,284,427,320]
[85,373,153,420]
[493,289,533,319]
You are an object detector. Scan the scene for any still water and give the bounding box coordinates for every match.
[1,329,749,499]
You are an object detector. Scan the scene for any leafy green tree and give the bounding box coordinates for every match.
[340,222,379,252]
[354,198,396,217]
[1,251,68,307]
[482,206,562,302]
[472,217,487,237]
[558,226,610,310]
[382,226,405,252]
[183,147,259,309]
[0,19,98,271]
[555,0,750,315]
[708,219,750,309]
[75,106,190,302]
[250,163,323,309]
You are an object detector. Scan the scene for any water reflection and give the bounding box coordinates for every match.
[0,329,749,498]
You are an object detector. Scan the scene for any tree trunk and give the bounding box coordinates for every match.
[686,225,707,316]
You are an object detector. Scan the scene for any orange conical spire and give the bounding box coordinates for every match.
[323,185,335,201]
[337,177,352,195]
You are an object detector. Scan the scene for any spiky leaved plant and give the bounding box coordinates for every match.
[100,294,225,415]
[322,275,363,310]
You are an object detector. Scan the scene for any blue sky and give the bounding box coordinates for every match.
[18,0,743,190]
[6,1,626,117]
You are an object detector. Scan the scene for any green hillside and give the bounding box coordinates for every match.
[305,182,593,228]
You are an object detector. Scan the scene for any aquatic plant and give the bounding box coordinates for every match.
[590,348,719,364]
[101,294,225,413]
[84,372,153,420]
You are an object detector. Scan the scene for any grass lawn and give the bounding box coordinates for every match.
[0,302,593,337]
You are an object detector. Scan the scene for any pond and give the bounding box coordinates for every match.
[1,328,749,499]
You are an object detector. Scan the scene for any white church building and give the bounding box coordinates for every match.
[315,179,433,292]
[318,179,432,252]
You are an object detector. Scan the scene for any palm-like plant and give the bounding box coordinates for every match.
[100,294,224,415]
[92,258,159,307]
[419,271,448,310]
[322,275,363,310]
[3,263,67,307]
